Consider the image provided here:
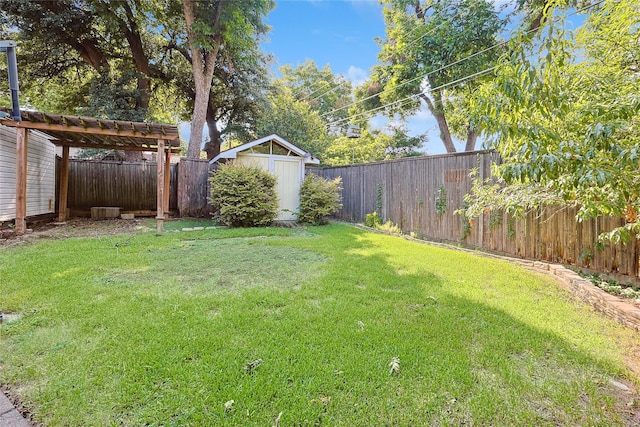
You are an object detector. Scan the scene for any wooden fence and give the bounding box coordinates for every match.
[60,159,178,214]
[177,159,213,217]
[59,158,214,217]
[314,151,640,279]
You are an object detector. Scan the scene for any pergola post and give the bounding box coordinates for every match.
[156,139,165,233]
[164,151,171,220]
[58,145,70,222]
[15,127,28,234]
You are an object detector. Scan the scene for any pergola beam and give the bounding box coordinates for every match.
[53,140,181,153]
[2,120,178,141]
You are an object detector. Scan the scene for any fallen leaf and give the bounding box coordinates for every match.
[273,411,283,427]
[388,356,400,375]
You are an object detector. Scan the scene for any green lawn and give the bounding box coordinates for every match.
[1,223,638,426]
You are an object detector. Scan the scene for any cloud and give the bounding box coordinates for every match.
[346,66,368,86]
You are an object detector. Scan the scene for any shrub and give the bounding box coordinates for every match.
[209,163,278,227]
[378,220,402,235]
[364,211,382,228]
[298,174,342,225]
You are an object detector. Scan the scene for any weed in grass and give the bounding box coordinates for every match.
[0,224,639,425]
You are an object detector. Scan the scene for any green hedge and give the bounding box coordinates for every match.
[298,174,342,225]
[209,163,278,227]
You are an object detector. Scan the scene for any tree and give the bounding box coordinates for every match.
[465,0,640,242]
[280,60,353,134]
[203,47,271,159]
[323,125,425,166]
[254,82,331,159]
[181,0,273,159]
[363,0,506,153]
[0,0,274,160]
[0,0,163,116]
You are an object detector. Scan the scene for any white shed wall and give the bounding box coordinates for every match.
[236,153,304,221]
[0,126,55,221]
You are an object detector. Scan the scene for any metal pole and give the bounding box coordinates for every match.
[0,41,21,121]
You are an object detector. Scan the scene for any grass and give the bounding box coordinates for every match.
[1,223,639,426]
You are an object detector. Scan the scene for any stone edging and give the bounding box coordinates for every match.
[355,224,640,333]
[171,226,225,232]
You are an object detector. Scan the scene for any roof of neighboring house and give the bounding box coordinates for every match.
[0,108,181,153]
[209,134,320,165]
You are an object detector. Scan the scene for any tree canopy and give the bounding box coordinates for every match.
[0,0,274,159]
[253,81,331,158]
[279,60,353,134]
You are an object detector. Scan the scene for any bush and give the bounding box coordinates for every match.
[298,174,342,225]
[209,163,278,227]
[364,211,382,228]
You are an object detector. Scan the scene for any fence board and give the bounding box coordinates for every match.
[314,151,640,279]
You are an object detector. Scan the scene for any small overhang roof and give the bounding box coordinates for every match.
[210,134,320,165]
[0,108,181,153]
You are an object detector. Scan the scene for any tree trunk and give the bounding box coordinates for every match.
[204,106,222,160]
[183,0,224,159]
[465,128,478,152]
[420,92,457,153]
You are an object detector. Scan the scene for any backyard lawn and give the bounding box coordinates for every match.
[1,222,639,426]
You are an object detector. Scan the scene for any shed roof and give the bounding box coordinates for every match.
[210,134,320,165]
[0,108,181,153]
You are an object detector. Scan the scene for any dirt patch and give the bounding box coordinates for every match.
[0,218,150,249]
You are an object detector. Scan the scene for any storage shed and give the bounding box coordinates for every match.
[210,134,320,221]
[0,124,55,221]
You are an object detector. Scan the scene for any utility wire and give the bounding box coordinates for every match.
[305,79,352,104]
[326,66,497,128]
[320,0,605,121]
[307,10,454,105]
[297,80,339,100]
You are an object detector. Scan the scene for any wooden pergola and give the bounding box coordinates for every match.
[0,109,181,234]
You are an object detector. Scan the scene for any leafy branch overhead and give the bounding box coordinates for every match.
[465,0,640,242]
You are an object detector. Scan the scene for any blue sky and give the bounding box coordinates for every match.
[263,0,385,85]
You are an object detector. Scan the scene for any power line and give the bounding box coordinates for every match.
[305,79,351,104]
[320,0,605,122]
[325,66,497,128]
[294,9,446,102]
[306,10,454,105]
[297,80,337,100]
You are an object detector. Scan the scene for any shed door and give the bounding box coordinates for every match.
[273,158,301,220]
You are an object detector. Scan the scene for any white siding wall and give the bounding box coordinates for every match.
[0,126,55,221]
